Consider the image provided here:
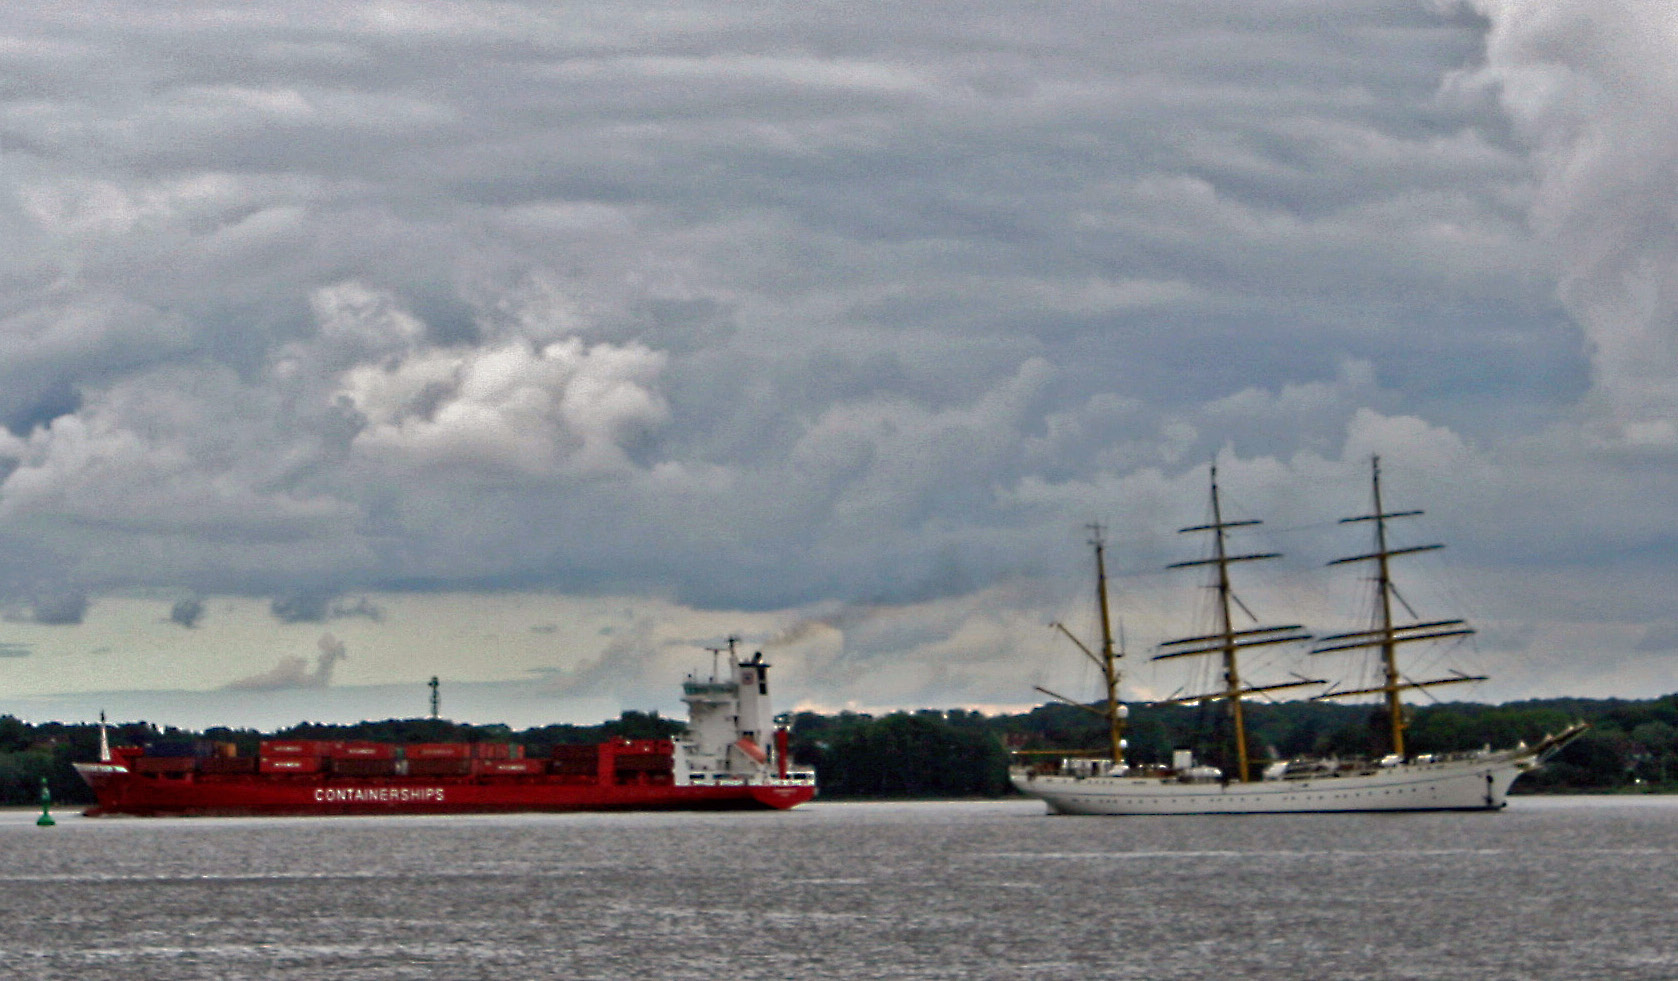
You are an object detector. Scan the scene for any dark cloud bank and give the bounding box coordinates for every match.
[0,1,1674,702]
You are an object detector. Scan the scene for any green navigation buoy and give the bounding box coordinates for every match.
[37,776,55,827]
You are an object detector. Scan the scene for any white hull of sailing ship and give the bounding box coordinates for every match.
[1012,748,1540,815]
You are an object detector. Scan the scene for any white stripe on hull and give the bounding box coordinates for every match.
[1011,754,1533,815]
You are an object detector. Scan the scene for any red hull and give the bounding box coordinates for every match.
[77,766,815,817]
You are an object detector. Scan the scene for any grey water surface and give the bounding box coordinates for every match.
[2,796,1675,980]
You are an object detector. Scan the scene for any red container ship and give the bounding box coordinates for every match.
[75,641,816,816]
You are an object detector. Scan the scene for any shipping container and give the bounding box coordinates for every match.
[471,742,512,760]
[615,754,676,773]
[474,759,546,775]
[329,758,400,777]
[134,756,197,774]
[550,759,599,776]
[259,756,323,774]
[404,758,473,777]
[614,739,675,756]
[551,744,598,761]
[145,740,202,758]
[330,741,396,760]
[198,757,257,775]
[405,743,471,760]
[260,740,327,757]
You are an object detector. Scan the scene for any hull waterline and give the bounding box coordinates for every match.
[75,764,814,817]
[1011,752,1532,816]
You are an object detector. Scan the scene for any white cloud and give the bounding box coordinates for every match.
[1463,0,1678,445]
[311,281,429,357]
[343,334,669,476]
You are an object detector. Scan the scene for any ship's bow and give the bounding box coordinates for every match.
[73,762,132,816]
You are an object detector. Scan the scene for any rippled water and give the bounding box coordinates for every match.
[2,796,1675,980]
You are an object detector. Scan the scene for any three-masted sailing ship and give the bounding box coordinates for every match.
[1011,458,1586,815]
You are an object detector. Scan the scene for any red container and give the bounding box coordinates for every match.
[331,742,395,760]
[551,744,597,760]
[405,758,472,777]
[259,756,322,774]
[198,757,257,775]
[405,743,471,760]
[475,758,545,775]
[134,756,197,774]
[471,743,512,760]
[615,738,674,756]
[330,758,399,777]
[615,754,675,773]
[260,740,326,757]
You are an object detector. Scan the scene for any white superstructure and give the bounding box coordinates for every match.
[673,637,815,789]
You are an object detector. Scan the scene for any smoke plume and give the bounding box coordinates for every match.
[224,633,348,691]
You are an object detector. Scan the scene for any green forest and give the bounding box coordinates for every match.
[4,693,1677,807]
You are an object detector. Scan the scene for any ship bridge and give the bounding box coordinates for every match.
[679,637,775,778]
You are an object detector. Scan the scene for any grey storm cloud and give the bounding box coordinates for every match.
[1636,623,1678,654]
[0,0,1675,706]
[270,591,335,625]
[268,590,386,624]
[25,590,89,626]
[170,597,206,629]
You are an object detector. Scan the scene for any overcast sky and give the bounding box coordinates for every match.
[3,0,1676,729]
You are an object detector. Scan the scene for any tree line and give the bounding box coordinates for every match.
[4,693,1676,806]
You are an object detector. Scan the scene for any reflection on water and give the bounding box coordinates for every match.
[2,797,1676,980]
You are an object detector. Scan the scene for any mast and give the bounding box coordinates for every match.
[1154,465,1317,782]
[1311,456,1482,758]
[1038,524,1125,765]
[1091,525,1123,764]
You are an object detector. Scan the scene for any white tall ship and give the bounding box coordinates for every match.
[1011,459,1585,815]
